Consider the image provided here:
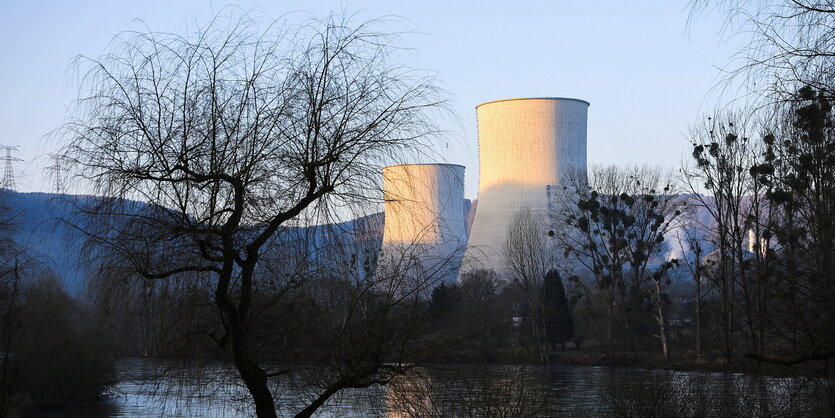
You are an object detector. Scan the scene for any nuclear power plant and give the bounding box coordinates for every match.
[462,97,589,276]
[379,163,467,284]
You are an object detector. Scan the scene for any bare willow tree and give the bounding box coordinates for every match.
[61,10,445,417]
[290,237,459,417]
[689,0,835,101]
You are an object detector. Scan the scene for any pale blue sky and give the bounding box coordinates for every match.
[0,1,742,199]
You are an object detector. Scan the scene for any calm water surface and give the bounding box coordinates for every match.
[36,358,833,417]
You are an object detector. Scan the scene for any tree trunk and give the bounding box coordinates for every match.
[526,288,549,365]
[655,279,670,362]
[737,244,759,357]
[608,298,616,355]
[241,366,277,418]
[539,298,549,365]
[216,259,277,418]
[694,245,702,357]
[230,321,277,417]
[720,249,735,360]
[727,269,735,360]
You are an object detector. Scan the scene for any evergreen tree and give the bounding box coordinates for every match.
[543,269,574,351]
[430,282,453,315]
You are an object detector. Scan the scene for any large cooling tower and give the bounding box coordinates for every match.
[380,164,467,284]
[462,97,589,277]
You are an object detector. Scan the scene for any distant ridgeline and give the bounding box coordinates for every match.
[2,192,92,296]
[0,191,473,298]
[2,191,724,297]
[3,190,729,299]
[2,191,728,297]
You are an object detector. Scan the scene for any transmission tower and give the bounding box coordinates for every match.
[1,146,22,191]
[45,154,69,194]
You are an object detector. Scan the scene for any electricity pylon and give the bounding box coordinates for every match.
[1,146,22,191]
[45,154,69,194]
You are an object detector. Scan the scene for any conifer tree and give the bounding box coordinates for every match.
[544,269,574,351]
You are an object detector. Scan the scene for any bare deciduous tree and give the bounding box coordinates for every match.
[750,86,835,367]
[685,116,744,357]
[683,113,772,359]
[503,209,554,364]
[61,10,446,417]
[673,222,709,357]
[555,165,683,356]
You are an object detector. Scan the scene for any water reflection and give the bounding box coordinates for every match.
[40,359,834,417]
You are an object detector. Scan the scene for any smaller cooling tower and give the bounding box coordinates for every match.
[380,164,466,286]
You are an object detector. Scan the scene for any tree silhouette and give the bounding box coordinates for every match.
[752,86,835,366]
[556,165,683,354]
[543,269,573,351]
[61,10,446,417]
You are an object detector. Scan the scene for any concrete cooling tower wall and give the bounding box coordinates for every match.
[380,163,467,284]
[462,97,589,277]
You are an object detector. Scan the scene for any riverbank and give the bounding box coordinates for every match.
[547,348,834,378]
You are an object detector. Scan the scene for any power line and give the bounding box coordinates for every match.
[1,146,22,191]
[45,154,69,194]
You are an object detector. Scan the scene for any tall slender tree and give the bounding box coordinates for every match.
[504,209,554,363]
[752,86,835,367]
[543,269,574,351]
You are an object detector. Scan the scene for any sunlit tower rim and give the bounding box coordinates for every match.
[463,97,589,277]
[380,163,467,285]
[475,96,590,109]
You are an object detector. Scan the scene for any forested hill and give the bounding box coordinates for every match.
[3,192,92,296]
[1,191,474,298]
[4,190,712,298]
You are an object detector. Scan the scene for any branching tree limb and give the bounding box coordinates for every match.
[61,10,447,417]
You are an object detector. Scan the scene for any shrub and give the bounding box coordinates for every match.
[11,275,115,406]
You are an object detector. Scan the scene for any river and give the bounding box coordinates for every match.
[34,358,833,417]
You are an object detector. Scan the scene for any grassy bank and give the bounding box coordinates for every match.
[547,347,834,378]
